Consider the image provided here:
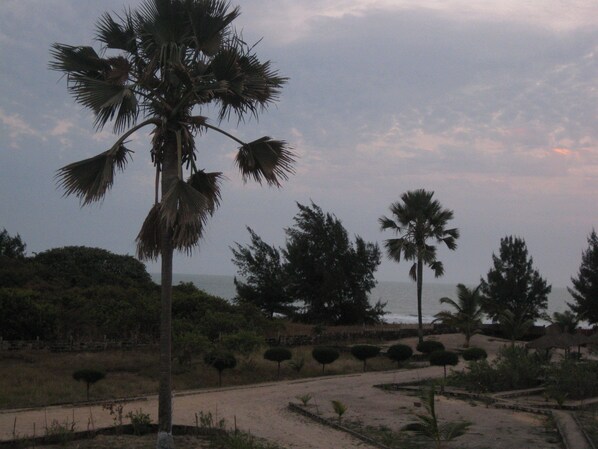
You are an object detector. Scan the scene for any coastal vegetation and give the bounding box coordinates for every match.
[568,230,598,325]
[50,0,293,441]
[379,189,459,344]
[232,202,384,325]
[480,236,551,322]
[434,284,484,348]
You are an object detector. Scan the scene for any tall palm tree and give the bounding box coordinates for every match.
[379,189,459,344]
[50,0,293,444]
[434,284,484,347]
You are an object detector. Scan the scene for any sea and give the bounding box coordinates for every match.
[152,273,573,325]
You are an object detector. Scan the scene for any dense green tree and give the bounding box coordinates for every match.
[480,236,551,322]
[50,0,292,440]
[33,246,154,290]
[285,202,383,324]
[568,230,598,324]
[0,229,26,258]
[379,189,459,344]
[434,284,484,348]
[231,227,294,317]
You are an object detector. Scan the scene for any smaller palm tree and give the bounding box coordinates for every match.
[550,310,580,334]
[434,284,484,348]
[498,309,533,347]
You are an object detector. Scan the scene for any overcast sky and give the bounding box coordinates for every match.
[1,0,596,288]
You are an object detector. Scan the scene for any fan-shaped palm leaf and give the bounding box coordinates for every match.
[56,144,131,205]
[235,137,294,186]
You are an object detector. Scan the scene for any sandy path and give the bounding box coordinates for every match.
[0,334,562,449]
[0,365,444,448]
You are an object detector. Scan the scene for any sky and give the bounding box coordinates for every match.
[0,0,596,288]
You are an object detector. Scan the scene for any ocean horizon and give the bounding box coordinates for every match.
[151,273,573,325]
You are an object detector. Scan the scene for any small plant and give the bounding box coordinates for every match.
[416,340,445,355]
[45,418,77,445]
[196,410,226,430]
[331,400,347,423]
[263,347,292,379]
[350,344,381,372]
[387,344,413,367]
[72,369,105,400]
[296,394,312,406]
[312,346,340,373]
[462,347,487,361]
[204,351,237,387]
[103,402,125,434]
[126,408,151,435]
[429,350,459,391]
[289,357,305,373]
[402,388,470,449]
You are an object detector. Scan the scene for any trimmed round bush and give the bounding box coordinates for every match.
[350,344,381,372]
[204,351,237,386]
[387,344,413,367]
[72,369,105,400]
[462,347,488,361]
[264,347,293,379]
[430,350,459,368]
[430,350,459,391]
[312,346,340,373]
[416,340,445,355]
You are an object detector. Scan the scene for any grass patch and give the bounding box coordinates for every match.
[0,345,404,409]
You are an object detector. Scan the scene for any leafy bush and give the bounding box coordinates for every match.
[264,347,292,379]
[416,340,445,355]
[350,344,380,371]
[126,409,151,435]
[387,344,413,367]
[462,347,487,361]
[204,351,237,387]
[546,359,598,401]
[312,347,340,373]
[72,369,105,400]
[450,346,543,393]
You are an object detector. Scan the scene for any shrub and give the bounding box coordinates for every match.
[263,347,292,379]
[312,347,340,373]
[72,369,105,400]
[449,346,543,393]
[387,344,413,367]
[126,409,151,435]
[429,351,459,390]
[546,359,598,401]
[204,351,237,387]
[350,344,381,371]
[416,340,445,355]
[462,347,487,361]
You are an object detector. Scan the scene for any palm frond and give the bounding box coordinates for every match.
[55,143,131,205]
[136,203,162,260]
[187,170,224,212]
[430,260,445,278]
[185,0,240,56]
[235,137,294,187]
[49,44,109,75]
[95,11,137,53]
[409,262,417,281]
[160,178,210,229]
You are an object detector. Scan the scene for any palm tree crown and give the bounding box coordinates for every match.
[380,189,459,343]
[50,0,293,443]
[434,284,484,347]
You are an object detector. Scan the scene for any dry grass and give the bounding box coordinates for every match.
[0,344,403,410]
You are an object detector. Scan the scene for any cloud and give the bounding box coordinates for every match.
[0,108,42,148]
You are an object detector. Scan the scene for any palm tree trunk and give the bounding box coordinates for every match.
[417,258,424,344]
[158,138,177,443]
